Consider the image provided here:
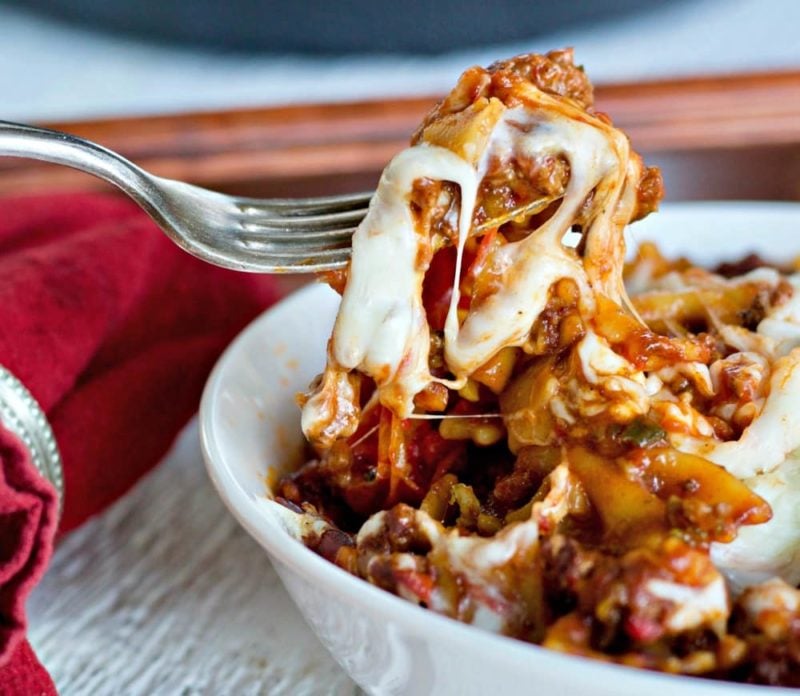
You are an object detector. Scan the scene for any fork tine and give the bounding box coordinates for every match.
[272,258,349,272]
[235,258,349,273]
[238,236,351,255]
[234,191,372,216]
[235,247,351,272]
[238,226,357,244]
[240,246,351,260]
[240,207,366,231]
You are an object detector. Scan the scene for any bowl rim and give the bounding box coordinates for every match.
[200,200,800,694]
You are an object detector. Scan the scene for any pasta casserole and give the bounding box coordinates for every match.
[277,49,800,686]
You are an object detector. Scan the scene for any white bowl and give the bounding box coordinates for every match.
[200,202,800,696]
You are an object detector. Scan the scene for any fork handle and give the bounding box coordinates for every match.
[0,120,161,214]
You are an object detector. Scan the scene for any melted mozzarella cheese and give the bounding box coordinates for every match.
[300,366,359,446]
[712,456,800,592]
[426,462,574,629]
[444,108,621,376]
[569,330,650,421]
[677,348,800,478]
[355,463,575,633]
[740,577,800,618]
[305,144,478,425]
[645,575,728,634]
[444,235,585,375]
[758,273,800,356]
[578,330,639,383]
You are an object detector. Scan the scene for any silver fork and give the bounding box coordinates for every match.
[0,120,371,273]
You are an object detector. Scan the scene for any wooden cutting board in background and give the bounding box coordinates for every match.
[1,70,799,201]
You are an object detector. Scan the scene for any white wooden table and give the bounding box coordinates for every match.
[28,419,357,695]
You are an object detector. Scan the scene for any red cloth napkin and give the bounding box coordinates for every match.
[0,192,280,694]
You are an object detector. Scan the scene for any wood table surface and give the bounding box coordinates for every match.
[2,69,800,202]
[29,420,359,696]
[15,69,800,695]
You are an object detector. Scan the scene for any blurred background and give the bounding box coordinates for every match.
[1,0,799,200]
[1,0,799,120]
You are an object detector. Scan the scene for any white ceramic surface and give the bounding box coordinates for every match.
[200,202,800,696]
